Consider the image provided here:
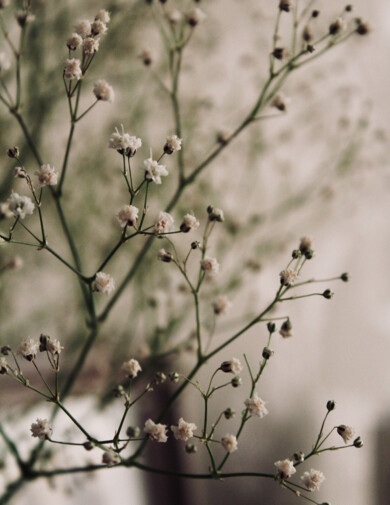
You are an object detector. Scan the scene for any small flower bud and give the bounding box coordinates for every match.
[327,400,336,411]
[1,345,11,356]
[83,441,95,451]
[262,347,274,360]
[113,385,125,398]
[154,371,167,384]
[272,47,288,60]
[191,241,200,250]
[224,408,235,420]
[304,249,314,260]
[216,129,233,145]
[164,135,182,154]
[126,426,141,438]
[169,372,180,383]
[292,249,301,259]
[280,319,293,338]
[185,443,197,454]
[231,376,241,388]
[157,248,173,263]
[186,8,206,27]
[329,18,347,36]
[322,289,334,299]
[356,21,370,35]
[267,322,276,333]
[302,25,313,42]
[13,167,26,179]
[312,10,320,18]
[293,451,305,462]
[353,436,363,448]
[345,4,353,12]
[220,359,242,375]
[307,44,315,53]
[340,272,349,282]
[208,206,224,222]
[7,147,19,159]
[279,0,291,13]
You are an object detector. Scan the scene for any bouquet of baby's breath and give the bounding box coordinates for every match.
[0,1,371,504]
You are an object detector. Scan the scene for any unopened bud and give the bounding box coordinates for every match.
[340,272,349,282]
[1,345,11,356]
[267,322,276,334]
[293,451,305,462]
[326,400,336,411]
[224,408,235,420]
[169,372,180,383]
[323,289,334,299]
[231,376,241,388]
[262,347,274,360]
[154,371,167,384]
[83,441,95,451]
[126,426,141,438]
[185,443,197,454]
[353,436,363,448]
[7,147,19,159]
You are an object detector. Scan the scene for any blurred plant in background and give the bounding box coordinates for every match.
[0,0,383,504]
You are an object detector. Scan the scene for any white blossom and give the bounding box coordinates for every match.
[164,135,182,154]
[165,9,182,25]
[46,338,63,355]
[94,272,115,295]
[337,425,355,444]
[83,37,100,54]
[274,459,296,479]
[7,192,34,219]
[18,337,39,361]
[142,157,168,184]
[91,20,107,36]
[244,393,269,418]
[74,19,91,38]
[66,33,82,51]
[35,164,58,187]
[186,7,206,27]
[121,358,142,379]
[116,205,139,228]
[157,248,173,263]
[95,9,110,24]
[30,418,52,440]
[221,358,242,375]
[155,211,174,234]
[93,79,115,102]
[221,434,238,453]
[301,469,325,491]
[64,58,82,80]
[109,125,142,156]
[180,213,199,233]
[280,268,298,286]
[102,449,121,466]
[299,236,312,254]
[200,257,220,277]
[212,296,232,315]
[171,418,197,441]
[144,419,168,443]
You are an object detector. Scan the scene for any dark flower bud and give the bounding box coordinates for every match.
[185,443,197,454]
[169,372,180,383]
[83,441,95,451]
[353,436,363,448]
[231,376,241,388]
[340,272,349,282]
[326,400,336,411]
[224,408,235,419]
[312,10,320,18]
[323,289,334,299]
[293,451,305,462]
[267,322,276,334]
[126,426,141,438]
[7,147,19,159]
[262,347,274,360]
[1,345,11,356]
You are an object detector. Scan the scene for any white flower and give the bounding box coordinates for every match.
[18,337,39,361]
[91,20,107,36]
[212,296,232,315]
[0,52,10,73]
[0,202,13,218]
[274,459,296,479]
[66,33,82,51]
[221,358,242,375]
[155,211,174,234]
[95,9,110,24]
[208,207,224,222]
[180,213,199,233]
[164,135,182,154]
[13,166,26,178]
[337,425,355,444]
[271,92,290,112]
[64,58,82,80]
[30,418,52,440]
[74,19,91,38]
[142,157,168,184]
[102,449,121,466]
[94,272,115,295]
[299,236,312,254]
[35,164,58,187]
[109,125,142,156]
[165,9,182,25]
[186,7,206,27]
[0,357,9,374]
[46,338,63,355]
[200,257,220,277]
[121,358,142,379]
[171,418,197,441]
[7,192,34,219]
[244,393,269,418]
[280,268,298,286]
[83,37,100,54]
[157,248,173,263]
[144,419,168,443]
[221,434,238,453]
[116,205,139,228]
[93,79,114,102]
[301,469,325,491]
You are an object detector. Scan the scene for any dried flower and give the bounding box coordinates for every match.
[279,0,292,12]
[102,449,121,466]
[7,193,35,219]
[207,206,224,222]
[157,248,173,263]
[186,8,206,27]
[91,20,107,36]
[164,135,182,154]
[171,418,197,441]
[94,272,115,295]
[224,408,235,419]
[121,358,142,379]
[95,9,110,24]
[279,319,293,338]
[142,157,168,184]
[221,358,242,375]
[271,93,290,111]
[0,357,9,374]
[301,469,325,491]
[337,425,355,444]
[18,337,39,361]
[6,146,19,159]
[329,17,347,35]
[66,33,82,51]
[212,295,232,315]
[74,19,91,39]
[180,213,199,233]
[64,58,82,80]
[200,257,220,276]
[280,268,298,286]
[30,419,52,440]
[138,49,153,66]
[144,419,168,443]
[35,164,58,187]
[221,434,238,453]
[39,335,63,355]
[109,125,142,156]
[0,52,10,73]
[155,211,174,234]
[272,47,289,60]
[116,205,139,228]
[244,393,268,418]
[93,79,115,102]
[83,37,100,54]
[274,459,296,479]
[299,236,312,254]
